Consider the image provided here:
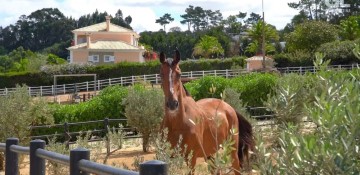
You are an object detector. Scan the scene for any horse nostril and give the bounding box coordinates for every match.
[166,100,179,110]
[174,101,179,108]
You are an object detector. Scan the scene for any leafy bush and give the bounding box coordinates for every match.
[185,76,229,100]
[154,129,193,175]
[253,69,360,174]
[123,87,164,152]
[185,73,278,107]
[317,39,360,65]
[265,73,316,127]
[273,50,314,67]
[285,21,339,52]
[229,73,278,107]
[0,85,54,144]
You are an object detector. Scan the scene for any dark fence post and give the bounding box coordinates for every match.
[30,139,46,175]
[5,138,19,175]
[104,118,110,155]
[83,94,86,102]
[70,148,90,175]
[64,122,70,149]
[139,160,168,175]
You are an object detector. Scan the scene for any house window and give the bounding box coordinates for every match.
[88,55,99,63]
[104,55,115,62]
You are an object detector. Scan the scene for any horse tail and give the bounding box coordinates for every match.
[236,111,255,168]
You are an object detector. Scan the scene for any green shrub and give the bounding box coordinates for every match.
[0,85,54,144]
[123,87,164,152]
[185,73,278,107]
[253,69,360,174]
[229,73,278,107]
[265,73,316,128]
[273,50,314,67]
[42,85,132,139]
[317,39,360,65]
[185,76,229,100]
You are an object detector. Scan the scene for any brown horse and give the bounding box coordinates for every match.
[159,50,255,175]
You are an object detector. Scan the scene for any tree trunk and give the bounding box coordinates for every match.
[142,133,150,152]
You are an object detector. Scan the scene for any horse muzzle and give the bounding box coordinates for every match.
[166,100,179,110]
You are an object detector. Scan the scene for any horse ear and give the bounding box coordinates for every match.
[159,52,166,63]
[173,50,180,65]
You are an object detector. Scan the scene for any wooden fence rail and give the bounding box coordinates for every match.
[30,118,139,155]
[0,138,167,175]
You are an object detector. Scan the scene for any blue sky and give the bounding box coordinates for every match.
[0,0,299,32]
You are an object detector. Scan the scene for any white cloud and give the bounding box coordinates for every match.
[0,0,299,32]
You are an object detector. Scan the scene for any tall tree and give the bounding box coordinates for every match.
[283,10,309,34]
[221,11,247,34]
[285,21,338,52]
[244,12,262,26]
[193,35,224,58]
[246,21,279,55]
[125,15,132,25]
[180,5,223,31]
[288,0,328,21]
[112,9,132,29]
[155,13,174,31]
[180,5,195,31]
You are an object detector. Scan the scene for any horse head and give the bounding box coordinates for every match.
[159,50,182,112]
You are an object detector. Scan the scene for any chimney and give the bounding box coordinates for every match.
[105,16,111,31]
[86,33,91,48]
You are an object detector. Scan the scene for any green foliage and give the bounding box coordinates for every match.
[222,88,245,113]
[246,21,279,55]
[254,67,360,174]
[46,54,67,65]
[339,15,360,40]
[352,43,360,60]
[185,76,229,100]
[45,136,69,175]
[26,54,48,72]
[265,73,315,128]
[154,129,193,175]
[155,13,174,31]
[193,35,224,58]
[229,73,278,107]
[0,85,54,143]
[317,39,360,64]
[285,21,338,52]
[123,87,164,152]
[185,73,278,107]
[52,85,130,125]
[273,50,314,67]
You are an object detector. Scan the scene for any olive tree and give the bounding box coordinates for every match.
[123,87,164,152]
[0,85,54,168]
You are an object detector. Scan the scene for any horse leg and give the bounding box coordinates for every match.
[185,154,197,175]
[231,148,241,175]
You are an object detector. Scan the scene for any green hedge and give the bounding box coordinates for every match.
[273,50,314,67]
[316,39,360,65]
[0,57,246,88]
[31,85,135,138]
[185,73,279,107]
